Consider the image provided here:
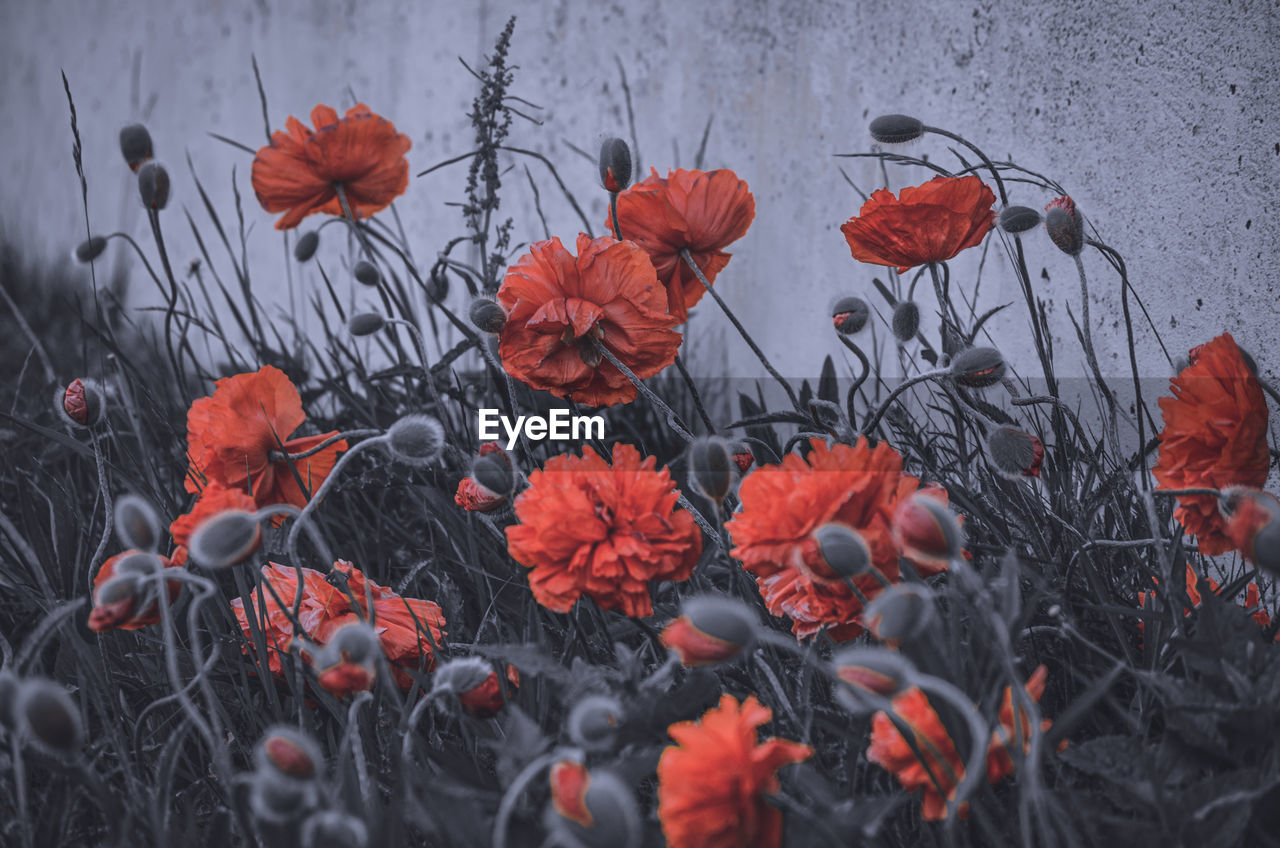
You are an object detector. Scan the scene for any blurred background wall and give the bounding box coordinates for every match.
[2,0,1277,392]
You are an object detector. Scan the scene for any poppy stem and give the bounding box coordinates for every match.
[267,429,381,463]
[678,248,803,412]
[285,437,385,569]
[609,191,623,241]
[835,333,872,426]
[492,751,563,848]
[591,338,695,442]
[386,318,461,443]
[673,354,716,433]
[1151,487,1225,499]
[146,208,190,399]
[860,369,949,436]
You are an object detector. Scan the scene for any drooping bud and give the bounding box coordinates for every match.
[457,667,517,718]
[598,137,633,193]
[430,657,493,697]
[831,647,917,713]
[998,205,1042,234]
[1044,196,1084,256]
[74,236,108,263]
[661,595,757,667]
[550,766,641,848]
[58,378,105,428]
[386,414,445,467]
[1223,488,1280,575]
[118,124,154,172]
[687,436,735,503]
[347,312,386,337]
[730,442,755,474]
[248,770,318,824]
[567,694,624,751]
[315,623,381,698]
[16,678,83,756]
[809,523,872,581]
[831,296,870,334]
[137,161,171,210]
[891,300,920,342]
[950,346,1007,388]
[114,494,162,553]
[353,260,380,287]
[469,297,507,334]
[986,426,1045,479]
[864,584,937,643]
[892,491,963,568]
[301,811,369,848]
[292,230,320,262]
[187,509,262,568]
[256,726,322,780]
[471,445,515,499]
[869,114,925,145]
[426,266,449,303]
[88,573,144,633]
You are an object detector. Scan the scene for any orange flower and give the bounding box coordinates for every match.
[251,103,411,230]
[726,437,950,641]
[89,549,186,633]
[505,444,701,617]
[185,366,347,510]
[657,694,811,848]
[230,560,446,690]
[169,482,258,549]
[606,168,755,322]
[868,666,1052,821]
[1138,563,1275,639]
[840,175,996,273]
[1153,334,1270,555]
[497,234,682,407]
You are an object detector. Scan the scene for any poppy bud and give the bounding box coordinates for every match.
[426,266,449,303]
[58,378,105,428]
[137,161,171,210]
[661,595,757,667]
[869,114,925,145]
[316,624,381,698]
[567,694,624,751]
[1044,196,1084,256]
[74,236,108,263]
[0,671,19,731]
[469,297,507,334]
[301,811,369,848]
[430,657,493,696]
[248,771,317,824]
[16,678,83,756]
[891,300,920,342]
[892,491,963,567]
[187,509,262,568]
[550,766,640,848]
[293,231,320,262]
[256,726,322,780]
[950,346,1007,388]
[832,647,917,713]
[986,426,1045,479]
[730,442,755,474]
[386,414,445,467]
[598,137,633,193]
[999,205,1042,234]
[347,312,386,337]
[456,670,511,718]
[831,296,870,334]
[118,123,154,172]
[353,260,380,286]
[1223,488,1280,575]
[88,573,144,632]
[865,584,937,643]
[687,436,735,503]
[810,523,872,581]
[114,494,162,553]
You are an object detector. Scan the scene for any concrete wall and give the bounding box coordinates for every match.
[3,0,1277,391]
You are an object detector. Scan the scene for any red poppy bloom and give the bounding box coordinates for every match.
[169,482,259,549]
[1138,563,1275,640]
[230,560,446,690]
[840,175,996,273]
[657,694,811,848]
[251,103,411,230]
[505,444,702,618]
[606,168,756,322]
[89,549,186,633]
[1153,334,1270,555]
[185,365,347,510]
[726,437,952,641]
[497,234,682,407]
[868,666,1052,821]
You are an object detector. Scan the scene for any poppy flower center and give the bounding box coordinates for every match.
[561,324,605,367]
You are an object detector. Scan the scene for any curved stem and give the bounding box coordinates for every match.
[835,333,871,426]
[911,673,990,821]
[268,429,381,463]
[87,428,112,597]
[285,438,385,568]
[592,339,695,442]
[492,751,564,848]
[860,369,947,435]
[146,209,189,398]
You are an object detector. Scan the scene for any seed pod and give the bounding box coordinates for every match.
[986,426,1045,479]
[810,523,872,581]
[950,346,1006,388]
[1044,196,1084,256]
[256,726,322,780]
[687,436,735,503]
[74,236,108,263]
[58,377,105,428]
[16,678,83,756]
[831,647,917,713]
[301,811,369,848]
[831,296,870,334]
[864,584,937,643]
[353,260,380,286]
[869,114,925,145]
[347,312,386,337]
[567,694,624,751]
[137,161,171,210]
[118,124,154,172]
[998,205,1042,234]
[892,491,963,567]
[891,300,920,342]
[1223,488,1280,575]
[598,137,633,193]
[187,509,262,568]
[386,414,445,466]
[114,494,162,553]
[293,231,320,262]
[469,297,507,334]
[472,448,515,499]
[661,595,757,667]
[551,767,641,848]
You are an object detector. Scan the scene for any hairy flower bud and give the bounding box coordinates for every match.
[865,584,937,643]
[687,436,735,503]
[1044,196,1084,256]
[832,647,917,713]
[257,726,322,780]
[998,205,1042,234]
[249,771,318,824]
[662,595,758,667]
[811,523,872,581]
[831,295,870,334]
[315,623,381,698]
[891,300,920,342]
[137,161,171,210]
[950,346,1007,388]
[118,124,154,172]
[114,494,162,553]
[431,657,493,697]
[892,492,963,567]
[353,260,380,287]
[568,694,624,751]
[386,414,445,467]
[301,810,369,848]
[187,509,262,568]
[469,297,507,334]
[598,137,633,193]
[472,447,515,499]
[550,765,640,848]
[1223,488,1280,575]
[986,426,1045,479]
[57,377,105,428]
[426,266,449,302]
[869,114,925,145]
[293,230,320,262]
[16,678,83,756]
[347,312,386,337]
[74,236,108,263]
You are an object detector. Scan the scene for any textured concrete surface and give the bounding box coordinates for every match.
[2,0,1277,392]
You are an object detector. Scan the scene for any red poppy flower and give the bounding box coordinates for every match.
[88,549,186,633]
[840,175,996,273]
[606,168,755,322]
[251,103,411,230]
[657,694,811,848]
[505,444,702,618]
[230,560,446,690]
[169,482,259,549]
[185,365,347,510]
[497,234,682,407]
[726,437,952,641]
[1138,563,1275,640]
[1153,334,1270,555]
[868,666,1052,821]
